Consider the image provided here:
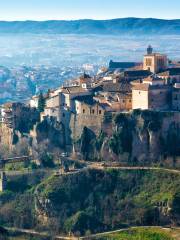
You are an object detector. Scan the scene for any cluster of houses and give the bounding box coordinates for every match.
[0,46,180,145]
[29,46,180,122]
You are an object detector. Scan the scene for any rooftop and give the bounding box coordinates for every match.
[122,70,151,78]
[103,80,132,93]
[132,83,172,91]
[73,95,95,105]
[61,86,91,94]
[109,60,139,70]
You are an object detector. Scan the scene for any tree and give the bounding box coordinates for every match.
[80,127,95,160]
[38,92,46,112]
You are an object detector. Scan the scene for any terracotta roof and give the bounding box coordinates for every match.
[103,80,132,93]
[132,83,172,91]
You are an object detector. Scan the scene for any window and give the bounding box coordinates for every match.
[63,113,65,117]
[129,100,131,103]
[99,110,102,115]
[83,109,85,114]
[92,109,95,114]
[146,58,152,66]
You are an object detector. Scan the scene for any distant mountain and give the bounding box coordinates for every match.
[0,18,180,35]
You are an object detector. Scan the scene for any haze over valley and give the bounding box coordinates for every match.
[0,33,180,103]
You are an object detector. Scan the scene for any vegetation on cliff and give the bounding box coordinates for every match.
[35,169,180,235]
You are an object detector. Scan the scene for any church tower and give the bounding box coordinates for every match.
[143,45,168,73]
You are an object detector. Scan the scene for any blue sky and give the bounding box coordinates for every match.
[0,0,180,20]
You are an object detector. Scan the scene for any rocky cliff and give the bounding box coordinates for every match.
[74,110,180,168]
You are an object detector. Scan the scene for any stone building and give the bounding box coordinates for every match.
[143,46,168,73]
[101,81,132,111]
[132,83,171,110]
[40,85,93,145]
[71,95,113,140]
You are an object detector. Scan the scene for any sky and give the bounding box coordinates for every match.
[0,0,180,21]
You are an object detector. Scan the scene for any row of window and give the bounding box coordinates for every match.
[82,109,102,115]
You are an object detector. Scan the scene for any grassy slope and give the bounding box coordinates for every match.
[0,169,179,235]
[95,227,180,240]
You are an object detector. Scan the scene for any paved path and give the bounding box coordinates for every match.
[6,227,78,240]
[6,226,180,240]
[64,157,180,174]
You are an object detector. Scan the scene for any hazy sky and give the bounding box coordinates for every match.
[0,0,180,21]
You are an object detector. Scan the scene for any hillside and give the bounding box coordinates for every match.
[0,18,180,34]
[35,169,180,235]
[0,168,179,236]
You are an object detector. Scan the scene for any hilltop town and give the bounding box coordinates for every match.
[0,45,180,151]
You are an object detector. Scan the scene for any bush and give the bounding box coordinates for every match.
[64,211,97,235]
[40,153,55,168]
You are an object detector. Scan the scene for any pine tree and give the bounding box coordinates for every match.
[38,92,45,112]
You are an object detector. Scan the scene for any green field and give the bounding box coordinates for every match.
[95,227,180,240]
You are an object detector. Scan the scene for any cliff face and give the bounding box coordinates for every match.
[74,111,180,168]
[35,118,65,148]
[35,169,180,235]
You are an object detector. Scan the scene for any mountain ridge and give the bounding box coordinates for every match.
[0,18,180,34]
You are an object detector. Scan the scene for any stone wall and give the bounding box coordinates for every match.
[0,123,13,148]
[70,112,104,141]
